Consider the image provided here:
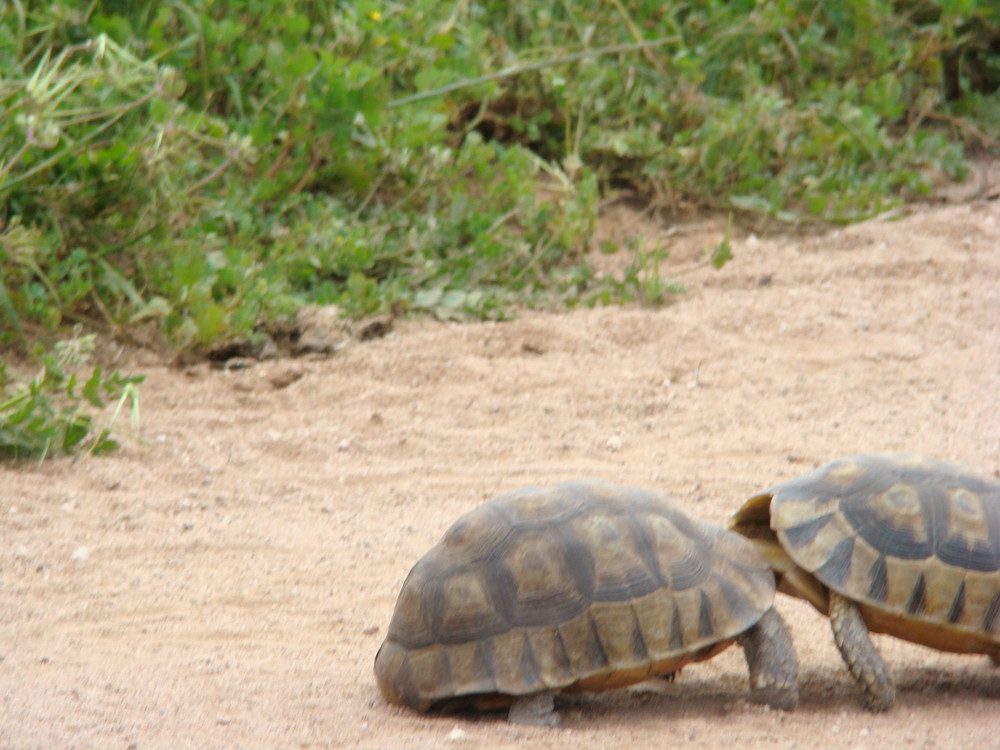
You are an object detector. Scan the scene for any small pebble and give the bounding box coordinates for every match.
[71,546,89,562]
[446,726,469,742]
[606,435,623,451]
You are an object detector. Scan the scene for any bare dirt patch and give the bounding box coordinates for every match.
[2,196,999,750]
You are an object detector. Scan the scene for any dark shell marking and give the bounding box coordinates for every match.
[375,481,775,711]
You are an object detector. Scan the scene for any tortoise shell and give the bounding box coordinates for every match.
[375,480,777,711]
[731,453,1000,657]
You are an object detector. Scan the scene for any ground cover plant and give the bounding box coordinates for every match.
[1,0,997,457]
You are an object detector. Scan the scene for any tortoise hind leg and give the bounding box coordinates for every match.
[507,691,560,728]
[738,606,799,710]
[829,591,895,712]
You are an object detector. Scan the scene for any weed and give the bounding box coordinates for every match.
[0,332,143,460]
[0,0,997,457]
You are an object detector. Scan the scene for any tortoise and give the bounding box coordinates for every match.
[729,453,1000,711]
[374,480,799,726]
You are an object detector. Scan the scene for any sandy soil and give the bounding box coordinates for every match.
[2,194,999,750]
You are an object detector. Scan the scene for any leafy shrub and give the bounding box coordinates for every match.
[0,332,143,459]
[0,0,996,350]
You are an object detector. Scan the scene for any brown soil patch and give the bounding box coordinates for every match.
[3,196,999,749]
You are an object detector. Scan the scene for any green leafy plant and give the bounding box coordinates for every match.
[2,0,995,460]
[0,0,996,350]
[0,332,144,460]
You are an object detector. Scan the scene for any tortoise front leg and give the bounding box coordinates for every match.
[738,606,799,711]
[829,591,895,711]
[507,691,560,727]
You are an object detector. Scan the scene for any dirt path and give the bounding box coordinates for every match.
[2,197,999,750]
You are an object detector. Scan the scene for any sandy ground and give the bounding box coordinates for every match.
[2,193,1000,750]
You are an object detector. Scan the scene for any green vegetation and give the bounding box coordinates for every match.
[1,0,997,457]
[0,332,142,459]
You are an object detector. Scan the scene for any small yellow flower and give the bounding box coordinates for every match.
[368,10,382,22]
